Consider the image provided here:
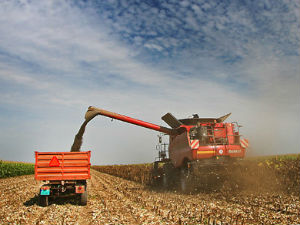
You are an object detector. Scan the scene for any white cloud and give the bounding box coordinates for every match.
[180,1,190,8]
[144,43,164,51]
[0,0,299,164]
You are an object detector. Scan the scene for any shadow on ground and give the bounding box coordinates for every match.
[24,194,82,207]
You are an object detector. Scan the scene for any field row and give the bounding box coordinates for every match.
[1,170,299,224]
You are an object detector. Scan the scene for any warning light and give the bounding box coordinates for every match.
[49,156,60,167]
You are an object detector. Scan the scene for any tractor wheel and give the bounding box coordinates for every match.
[80,190,88,206]
[39,195,49,207]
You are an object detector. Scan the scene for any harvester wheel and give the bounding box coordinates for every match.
[162,162,175,189]
[80,190,88,206]
[179,168,192,194]
[162,174,169,188]
[38,195,49,207]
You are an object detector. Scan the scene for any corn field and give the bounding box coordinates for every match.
[93,163,153,185]
[0,160,34,178]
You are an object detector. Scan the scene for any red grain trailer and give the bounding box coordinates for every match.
[35,151,91,206]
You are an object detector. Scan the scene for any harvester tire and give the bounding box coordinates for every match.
[80,190,87,206]
[162,174,169,188]
[162,162,175,189]
[38,195,49,207]
[179,168,193,194]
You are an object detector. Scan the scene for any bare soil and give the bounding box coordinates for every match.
[0,170,299,225]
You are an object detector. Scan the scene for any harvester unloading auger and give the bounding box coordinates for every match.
[71,106,249,192]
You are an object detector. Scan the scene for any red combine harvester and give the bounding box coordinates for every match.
[86,106,249,192]
[35,151,91,206]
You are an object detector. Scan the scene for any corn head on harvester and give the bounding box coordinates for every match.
[86,106,249,192]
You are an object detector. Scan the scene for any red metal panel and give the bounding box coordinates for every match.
[214,127,226,138]
[195,146,216,159]
[215,146,226,156]
[35,151,91,181]
[226,123,235,144]
[214,123,224,128]
[226,145,245,158]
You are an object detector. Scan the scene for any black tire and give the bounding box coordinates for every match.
[80,190,87,206]
[39,195,49,207]
[162,173,169,188]
[151,162,163,187]
[179,168,193,194]
[162,162,175,189]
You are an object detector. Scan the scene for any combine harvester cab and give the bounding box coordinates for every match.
[162,113,249,167]
[35,151,91,206]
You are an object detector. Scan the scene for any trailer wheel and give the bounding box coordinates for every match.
[80,190,87,206]
[39,195,49,207]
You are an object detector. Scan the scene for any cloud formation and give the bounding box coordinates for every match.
[0,0,299,164]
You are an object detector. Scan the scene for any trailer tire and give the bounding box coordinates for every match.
[80,190,87,206]
[39,195,49,207]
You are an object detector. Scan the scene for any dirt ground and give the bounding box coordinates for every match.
[0,170,299,225]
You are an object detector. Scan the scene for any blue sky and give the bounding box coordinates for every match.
[0,0,299,164]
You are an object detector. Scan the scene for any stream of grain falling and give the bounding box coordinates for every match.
[70,108,98,152]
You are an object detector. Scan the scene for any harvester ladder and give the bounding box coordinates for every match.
[206,125,216,145]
